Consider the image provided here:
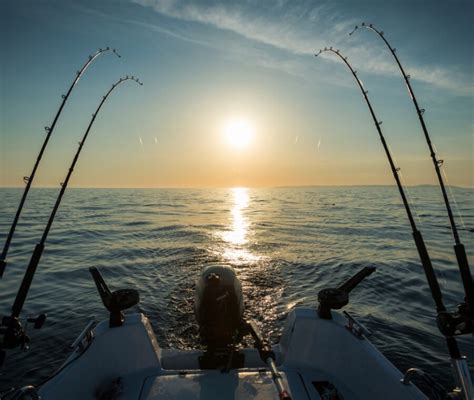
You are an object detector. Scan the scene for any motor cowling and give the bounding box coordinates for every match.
[195,265,244,347]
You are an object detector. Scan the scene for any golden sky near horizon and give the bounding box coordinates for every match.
[1,1,472,189]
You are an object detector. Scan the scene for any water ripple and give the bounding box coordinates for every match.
[0,186,472,390]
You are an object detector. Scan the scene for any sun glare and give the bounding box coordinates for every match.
[223,118,255,149]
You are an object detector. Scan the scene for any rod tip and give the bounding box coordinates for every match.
[349,25,358,36]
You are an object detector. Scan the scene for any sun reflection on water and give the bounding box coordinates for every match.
[219,187,260,264]
[222,187,249,245]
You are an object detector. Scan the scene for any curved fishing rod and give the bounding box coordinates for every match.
[314,48,472,399]
[315,47,444,310]
[0,47,121,279]
[0,76,142,363]
[349,23,473,315]
[12,75,142,318]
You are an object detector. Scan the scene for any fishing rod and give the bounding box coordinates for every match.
[314,48,472,399]
[349,23,473,316]
[0,75,143,365]
[0,47,121,279]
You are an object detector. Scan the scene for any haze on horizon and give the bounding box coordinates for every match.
[1,0,473,189]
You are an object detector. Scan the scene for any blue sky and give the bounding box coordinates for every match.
[1,0,472,187]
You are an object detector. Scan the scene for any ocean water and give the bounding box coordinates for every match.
[0,186,472,393]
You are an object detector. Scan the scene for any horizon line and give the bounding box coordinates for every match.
[1,184,472,190]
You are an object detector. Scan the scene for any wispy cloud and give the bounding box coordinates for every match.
[132,0,471,95]
[72,1,212,48]
[133,0,352,55]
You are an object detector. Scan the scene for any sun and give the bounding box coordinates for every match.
[223,118,255,149]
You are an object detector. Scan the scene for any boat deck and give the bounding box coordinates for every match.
[38,310,427,399]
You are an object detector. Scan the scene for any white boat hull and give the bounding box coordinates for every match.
[38,308,426,399]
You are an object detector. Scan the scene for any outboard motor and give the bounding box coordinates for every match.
[194,264,291,399]
[195,265,244,348]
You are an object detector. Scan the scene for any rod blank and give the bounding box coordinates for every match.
[0,47,120,279]
[11,76,142,320]
[314,48,462,361]
[350,22,473,317]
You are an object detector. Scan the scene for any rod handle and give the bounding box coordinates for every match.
[12,244,44,318]
[0,259,6,278]
[454,244,474,315]
[412,230,445,312]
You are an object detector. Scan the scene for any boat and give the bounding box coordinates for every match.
[1,257,471,400]
[4,265,430,399]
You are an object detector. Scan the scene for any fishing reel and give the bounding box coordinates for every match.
[0,317,28,365]
[317,266,376,319]
[0,313,46,366]
[437,301,473,337]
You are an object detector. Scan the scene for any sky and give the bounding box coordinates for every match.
[0,0,473,188]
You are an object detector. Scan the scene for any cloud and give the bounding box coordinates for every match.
[73,2,211,48]
[132,0,355,54]
[132,0,472,95]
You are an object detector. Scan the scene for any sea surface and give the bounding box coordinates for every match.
[0,186,473,394]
